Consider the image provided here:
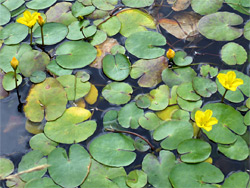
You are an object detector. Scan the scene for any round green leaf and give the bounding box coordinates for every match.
[171,109,190,121]
[153,120,193,150]
[56,41,97,69]
[203,103,246,144]
[2,72,22,91]
[0,158,14,179]
[177,97,202,112]
[48,144,91,188]
[244,111,250,126]
[103,53,131,81]
[125,31,166,59]
[103,110,120,129]
[44,107,96,144]
[220,42,247,65]
[177,82,201,101]
[139,112,162,131]
[126,170,147,188]
[244,21,250,40]
[148,85,169,111]
[122,0,154,7]
[66,20,90,40]
[198,12,243,41]
[110,44,126,55]
[18,150,47,182]
[218,136,249,161]
[191,0,223,15]
[134,138,150,152]
[222,172,250,188]
[225,0,250,15]
[25,178,60,188]
[173,51,193,66]
[102,82,133,105]
[24,78,67,122]
[98,16,121,36]
[29,133,58,156]
[90,29,107,46]
[33,23,68,45]
[92,0,118,10]
[72,1,95,17]
[30,71,46,84]
[46,60,73,76]
[2,0,24,11]
[200,64,218,78]
[26,0,57,9]
[193,77,217,97]
[135,94,151,109]
[177,139,211,163]
[76,71,90,82]
[89,133,136,167]
[0,23,28,44]
[0,4,11,26]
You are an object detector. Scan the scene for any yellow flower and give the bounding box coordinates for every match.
[195,110,218,132]
[17,10,40,28]
[10,57,19,70]
[217,71,244,91]
[37,15,45,26]
[166,49,175,60]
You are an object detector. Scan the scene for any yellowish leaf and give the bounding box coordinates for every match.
[156,105,179,121]
[85,84,98,105]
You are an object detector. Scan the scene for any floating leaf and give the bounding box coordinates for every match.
[56,41,97,69]
[92,0,118,11]
[0,158,14,179]
[116,9,156,37]
[89,133,136,167]
[2,72,22,91]
[6,176,25,188]
[85,84,98,105]
[142,150,176,188]
[153,120,193,150]
[171,109,190,121]
[90,29,107,46]
[76,70,90,82]
[222,172,250,188]
[126,170,147,188]
[110,44,126,55]
[10,4,26,17]
[244,21,250,40]
[135,94,151,109]
[25,120,44,135]
[25,178,60,188]
[173,51,193,66]
[102,82,133,105]
[66,20,90,40]
[0,4,11,26]
[103,110,120,130]
[98,16,121,36]
[48,144,91,187]
[200,64,218,78]
[198,12,243,41]
[156,105,180,121]
[24,78,67,122]
[118,102,144,129]
[177,97,202,111]
[130,56,168,88]
[139,112,162,130]
[87,9,109,19]
[148,85,169,111]
[202,103,246,144]
[46,60,73,76]
[177,82,201,101]
[125,31,166,59]
[2,0,24,11]
[103,53,131,81]
[191,0,223,15]
[44,107,96,144]
[26,0,57,10]
[220,42,247,65]
[192,77,217,97]
[225,0,250,15]
[122,0,154,7]
[72,1,95,17]
[30,71,46,84]
[134,138,150,152]
[167,0,191,11]
[244,111,250,126]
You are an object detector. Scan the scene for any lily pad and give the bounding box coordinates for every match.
[103,110,120,129]
[102,82,133,105]
[66,20,89,40]
[225,0,250,15]
[72,1,95,17]
[48,144,91,187]
[153,120,193,150]
[56,41,97,69]
[218,136,249,161]
[177,82,201,101]
[122,0,154,7]
[148,85,169,111]
[26,0,57,10]
[169,162,224,187]
[191,0,223,15]
[244,21,250,40]
[139,112,162,131]
[25,178,60,188]
[0,158,14,179]
[125,31,166,59]
[192,77,217,97]
[90,30,107,45]
[203,103,246,144]
[0,23,28,45]
[6,176,25,188]
[134,138,150,152]
[167,0,191,11]
[200,64,218,78]
[89,133,136,167]
[177,97,202,111]
[103,53,131,81]
[92,0,118,11]
[30,71,46,84]
[24,78,67,122]
[0,4,11,26]
[222,172,250,188]
[130,56,168,88]
[126,170,147,188]
[44,107,96,144]
[116,9,156,37]
[2,72,22,91]
[98,16,121,36]
[171,109,190,121]
[46,60,73,76]
[198,12,243,41]
[220,42,247,65]
[111,44,126,55]
[244,111,250,126]
[142,150,176,188]
[177,139,211,163]
[2,0,24,11]
[118,102,144,129]
[135,94,151,109]
[25,120,44,135]
[173,51,193,66]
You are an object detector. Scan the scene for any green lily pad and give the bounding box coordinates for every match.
[2,72,22,91]
[162,67,197,88]
[33,23,68,45]
[200,64,218,78]
[0,23,28,45]
[103,110,120,129]
[103,53,131,81]
[24,78,67,122]
[89,133,136,167]
[177,82,201,101]
[81,159,127,188]
[0,158,14,179]
[134,138,150,152]
[25,178,60,188]
[44,107,96,144]
[220,42,247,65]
[66,20,89,40]
[125,31,166,59]
[56,41,97,69]
[193,77,217,97]
[202,103,246,144]
[126,170,147,188]
[56,75,91,101]
[177,97,202,111]
[30,71,46,84]
[244,21,250,40]
[153,120,193,150]
[148,85,169,111]
[87,9,109,19]
[171,109,190,121]
[110,44,126,55]
[92,0,118,10]
[139,112,162,131]
[98,16,121,36]
[169,162,224,187]
[26,0,57,9]
[48,144,91,188]
[72,1,95,17]
[198,12,243,41]
[122,0,154,7]
[191,0,223,15]
[29,133,58,156]
[221,172,250,188]
[244,111,250,126]
[225,0,250,15]
[102,82,133,105]
[90,29,107,46]
[246,98,250,108]
[2,0,24,11]
[11,4,26,17]
[46,60,73,76]
[118,102,144,129]
[116,9,156,37]
[218,136,249,161]
[177,139,211,163]
[142,150,176,188]
[135,94,151,109]
[0,4,11,25]
[18,150,47,182]
[19,50,50,77]
[6,176,25,188]
[130,56,168,88]
[173,51,193,66]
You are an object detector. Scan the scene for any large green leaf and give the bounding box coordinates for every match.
[191,0,223,15]
[177,82,201,101]
[98,16,121,36]
[46,60,73,76]
[225,0,250,15]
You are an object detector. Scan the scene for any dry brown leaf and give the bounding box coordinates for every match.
[167,0,191,11]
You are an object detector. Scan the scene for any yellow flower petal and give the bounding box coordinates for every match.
[204,110,213,121]
[227,71,236,82]
[203,126,212,132]
[206,117,218,127]
[24,10,31,19]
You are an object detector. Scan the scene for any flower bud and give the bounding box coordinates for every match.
[38,15,45,26]
[166,49,175,60]
[10,57,19,70]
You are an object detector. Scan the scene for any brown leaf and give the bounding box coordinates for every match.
[167,0,191,11]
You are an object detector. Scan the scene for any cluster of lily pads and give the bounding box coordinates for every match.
[0,0,250,187]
